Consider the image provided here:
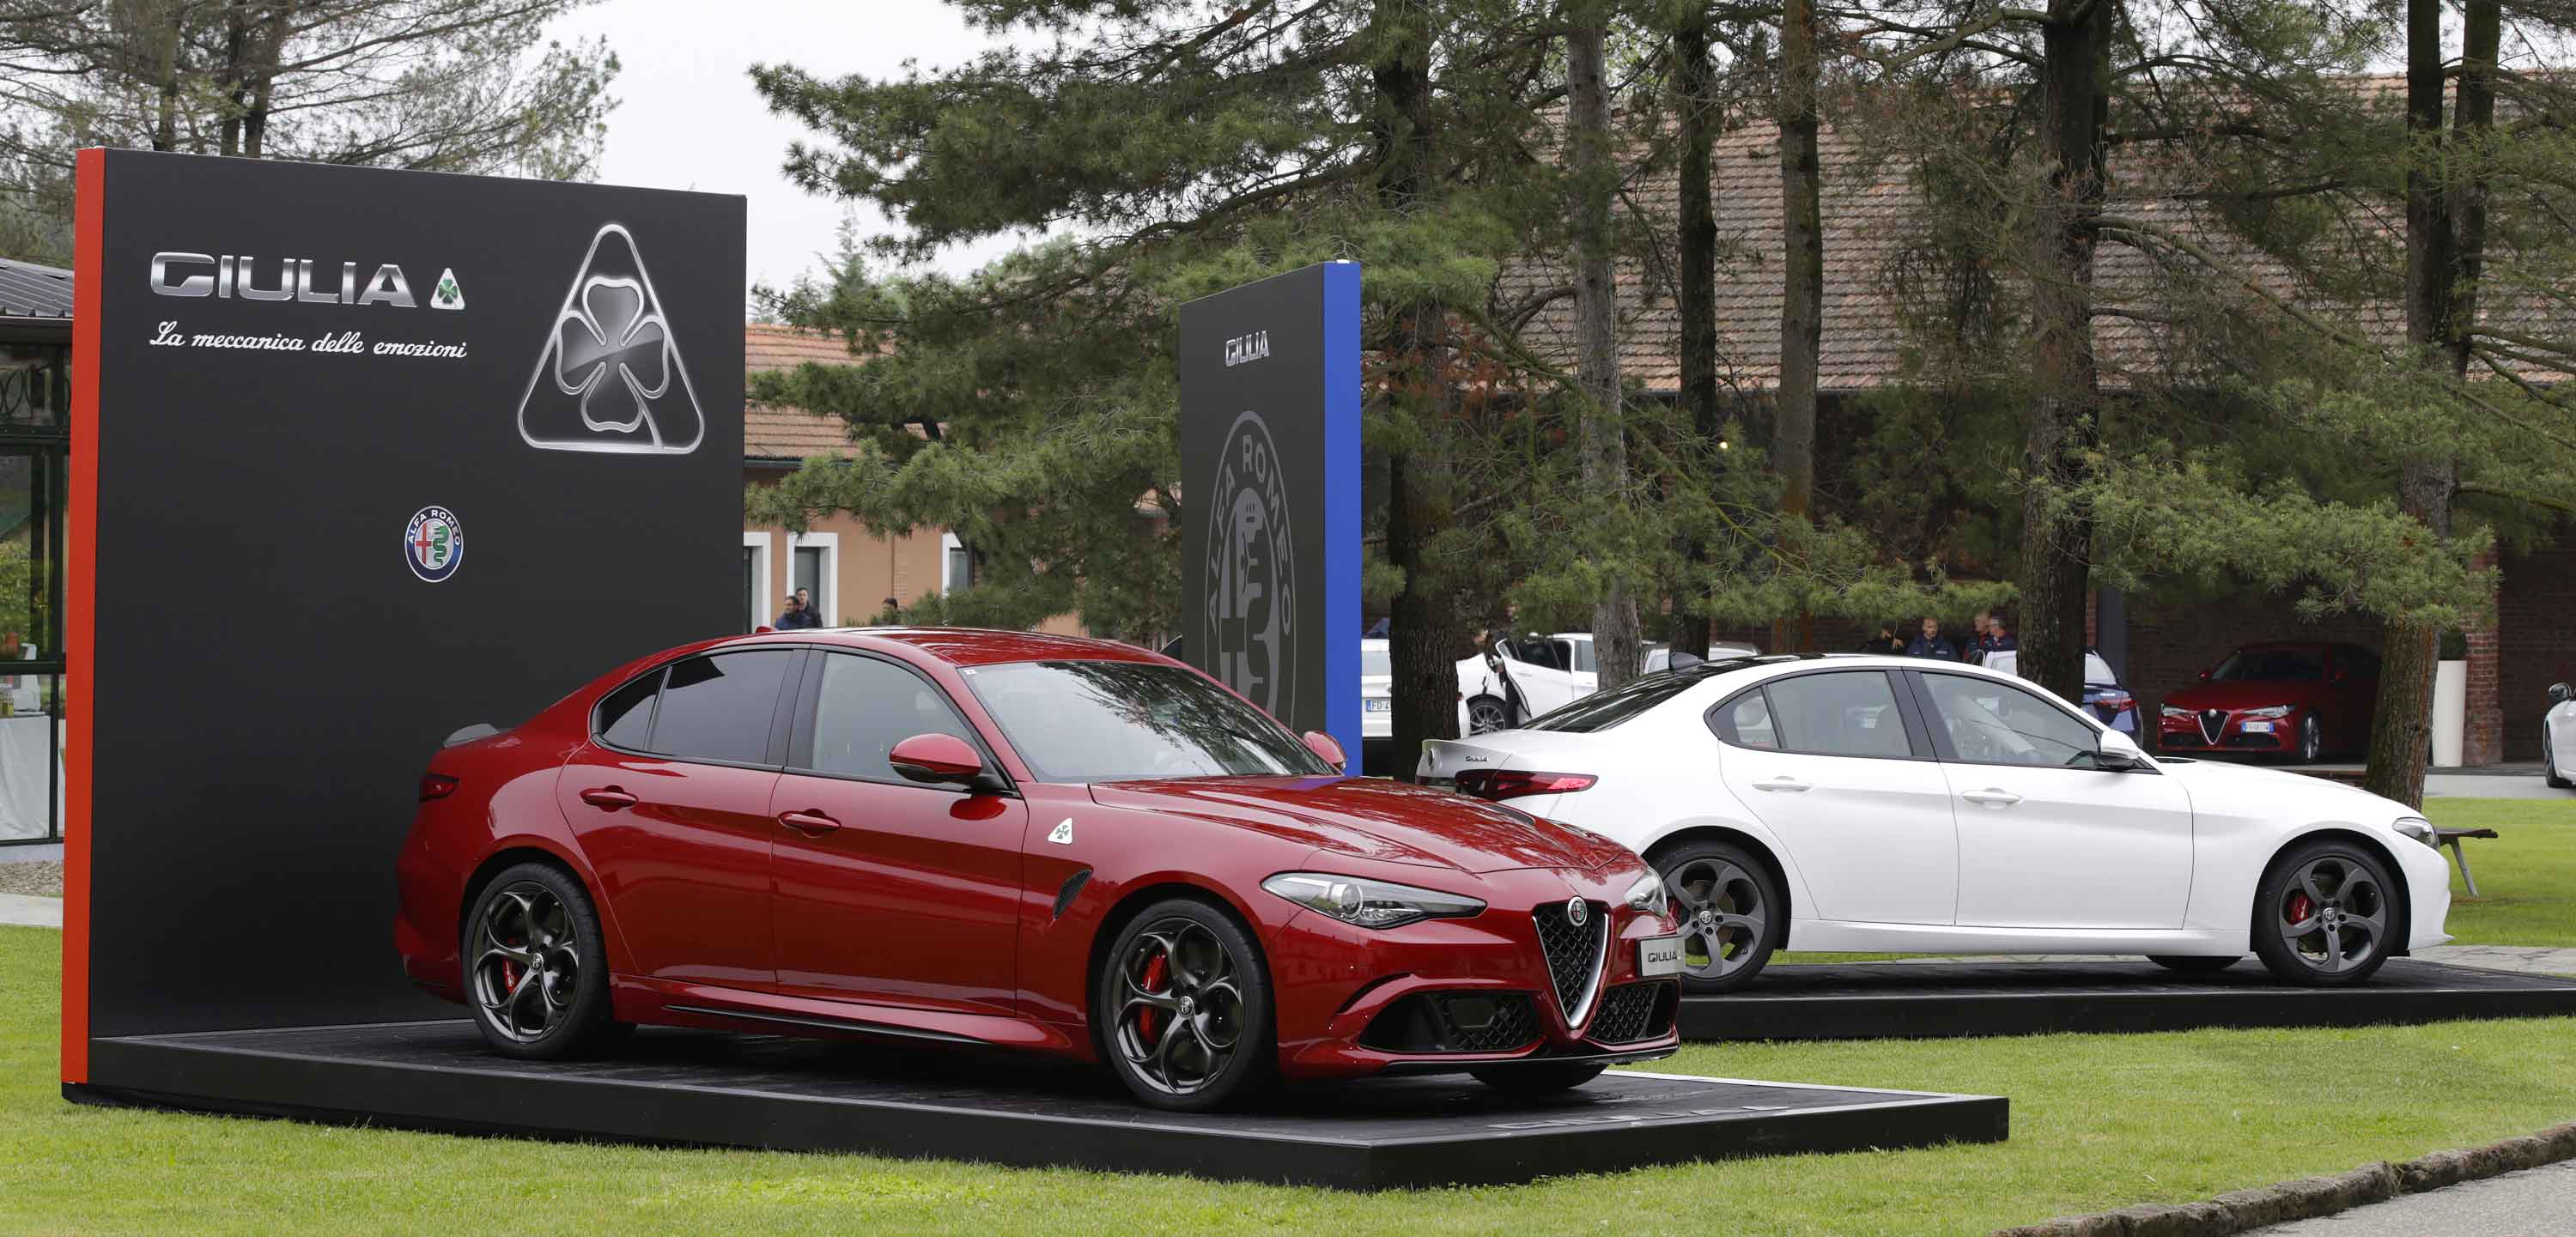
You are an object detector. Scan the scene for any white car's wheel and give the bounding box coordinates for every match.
[1465,694,1511,736]
[2251,840,2396,985]
[1651,839,1783,992]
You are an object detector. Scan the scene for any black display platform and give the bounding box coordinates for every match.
[68,1021,2007,1189]
[1682,959,2576,1041]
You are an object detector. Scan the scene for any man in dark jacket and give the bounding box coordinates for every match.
[1905,616,1959,661]
[776,594,819,630]
[1985,615,2018,655]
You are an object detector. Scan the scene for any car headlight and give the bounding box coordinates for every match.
[2392,817,2439,849]
[1624,870,1664,913]
[2160,706,2192,719]
[2242,706,2292,719]
[1262,873,1485,930]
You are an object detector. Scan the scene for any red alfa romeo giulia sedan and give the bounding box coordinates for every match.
[394,628,1684,1109]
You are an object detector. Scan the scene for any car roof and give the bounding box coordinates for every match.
[726,626,1169,669]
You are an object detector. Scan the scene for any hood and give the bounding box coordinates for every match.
[2157,757,2411,824]
[1086,775,1633,875]
[2164,680,2331,710]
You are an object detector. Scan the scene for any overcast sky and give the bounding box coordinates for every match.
[544,0,1049,306]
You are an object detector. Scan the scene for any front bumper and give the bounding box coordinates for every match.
[1267,865,1683,1079]
[2159,708,2293,753]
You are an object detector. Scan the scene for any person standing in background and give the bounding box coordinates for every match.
[1858,623,1906,655]
[1905,616,1959,661]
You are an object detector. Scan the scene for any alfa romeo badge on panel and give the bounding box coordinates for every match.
[404,506,463,583]
[1201,410,1296,719]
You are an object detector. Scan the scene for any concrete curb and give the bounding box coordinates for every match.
[1993,1122,2576,1237]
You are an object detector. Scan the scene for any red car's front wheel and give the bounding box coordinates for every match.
[1097,898,1276,1112]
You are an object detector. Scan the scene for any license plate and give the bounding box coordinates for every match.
[1637,935,1685,977]
[1364,698,1390,712]
[2242,720,2274,733]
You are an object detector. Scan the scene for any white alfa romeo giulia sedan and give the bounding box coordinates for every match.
[1419,654,2452,991]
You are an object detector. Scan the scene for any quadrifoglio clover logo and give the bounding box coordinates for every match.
[515,223,706,455]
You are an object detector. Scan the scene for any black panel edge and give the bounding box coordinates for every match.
[74,1037,2008,1191]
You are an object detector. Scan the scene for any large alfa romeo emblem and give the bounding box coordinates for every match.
[1202,411,1297,719]
[404,506,463,583]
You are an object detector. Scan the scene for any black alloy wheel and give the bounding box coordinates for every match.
[1470,1061,1607,1095]
[465,862,617,1058]
[2297,714,2324,764]
[1097,898,1275,1112]
[1653,839,1785,993]
[2148,955,2241,973]
[2251,840,2397,985]
[1466,694,1511,736]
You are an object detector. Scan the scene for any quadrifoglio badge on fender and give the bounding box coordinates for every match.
[404,506,463,583]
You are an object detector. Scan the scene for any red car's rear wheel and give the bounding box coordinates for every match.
[465,862,617,1058]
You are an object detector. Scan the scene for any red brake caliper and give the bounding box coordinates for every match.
[2287,891,2315,928]
[1136,954,1169,1045]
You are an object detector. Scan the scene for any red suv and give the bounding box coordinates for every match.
[2157,641,2381,763]
[393,628,1682,1109]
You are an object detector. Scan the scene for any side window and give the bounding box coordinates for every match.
[1765,671,1916,759]
[645,650,794,766]
[1919,673,2099,767]
[595,669,662,750]
[799,653,979,780]
[1712,689,1780,750]
[1565,640,1593,673]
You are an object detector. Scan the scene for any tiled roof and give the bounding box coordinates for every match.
[744,323,864,461]
[1506,107,2572,393]
[0,257,73,320]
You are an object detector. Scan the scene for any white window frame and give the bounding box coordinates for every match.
[941,531,966,594]
[742,531,772,631]
[787,531,839,628]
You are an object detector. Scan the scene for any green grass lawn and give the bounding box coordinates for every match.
[1778,797,2574,964]
[2423,798,2576,947]
[3,926,2572,1236]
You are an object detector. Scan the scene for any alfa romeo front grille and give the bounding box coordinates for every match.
[1589,982,1677,1045]
[1530,900,1609,1025]
[2198,709,2227,746]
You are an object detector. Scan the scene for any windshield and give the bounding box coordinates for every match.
[2212,647,2324,682]
[959,660,1332,782]
[1361,646,1390,677]
[1523,661,1750,733]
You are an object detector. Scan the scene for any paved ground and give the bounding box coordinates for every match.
[2426,773,2567,800]
[0,893,60,928]
[2246,1160,2576,1235]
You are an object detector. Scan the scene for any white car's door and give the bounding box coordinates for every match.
[1911,670,2195,930]
[2549,692,2576,779]
[1504,640,1586,717]
[1711,668,1959,925]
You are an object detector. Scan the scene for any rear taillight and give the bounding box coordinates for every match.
[1455,770,1596,801]
[418,773,459,802]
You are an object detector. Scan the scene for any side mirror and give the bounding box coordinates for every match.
[889,733,986,785]
[2097,728,2152,772]
[1302,730,1347,773]
[2553,682,2572,705]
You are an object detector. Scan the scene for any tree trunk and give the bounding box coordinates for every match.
[1671,20,1718,660]
[1371,4,1457,780]
[2016,0,2114,704]
[1567,9,1643,691]
[1774,0,1823,656]
[2365,0,2476,809]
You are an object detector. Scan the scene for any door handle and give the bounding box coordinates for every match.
[578,786,638,810]
[778,810,841,835]
[1960,788,2023,807]
[1752,776,1810,793]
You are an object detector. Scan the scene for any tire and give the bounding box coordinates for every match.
[2148,955,2241,973]
[2251,840,2399,986]
[1096,897,1276,1112]
[462,862,617,1059]
[1470,1062,1607,1095]
[2295,714,2324,764]
[1649,838,1786,994]
[1466,694,1511,736]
